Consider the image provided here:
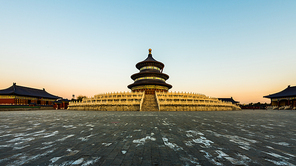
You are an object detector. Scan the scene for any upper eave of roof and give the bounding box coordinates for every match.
[135,49,165,70]
[136,54,165,69]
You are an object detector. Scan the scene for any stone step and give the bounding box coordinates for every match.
[141,94,159,111]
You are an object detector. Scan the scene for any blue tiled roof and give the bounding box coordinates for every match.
[264,85,296,98]
[0,83,60,99]
[135,52,165,70]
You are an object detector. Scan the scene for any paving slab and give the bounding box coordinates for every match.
[0,110,295,165]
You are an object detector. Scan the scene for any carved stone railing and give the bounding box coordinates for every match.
[69,91,144,106]
[139,91,145,111]
[156,91,240,110]
[68,91,241,111]
[155,91,160,111]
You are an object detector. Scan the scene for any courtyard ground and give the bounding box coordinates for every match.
[0,110,295,166]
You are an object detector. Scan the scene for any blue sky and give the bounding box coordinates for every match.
[1,0,295,104]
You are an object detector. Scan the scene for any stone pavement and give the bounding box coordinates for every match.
[0,110,295,166]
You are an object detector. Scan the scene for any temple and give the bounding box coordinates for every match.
[264,85,296,110]
[68,49,240,111]
[0,83,59,106]
[128,49,172,94]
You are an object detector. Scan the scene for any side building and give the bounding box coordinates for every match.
[0,83,59,106]
[264,85,296,110]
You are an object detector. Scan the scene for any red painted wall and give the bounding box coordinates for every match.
[0,99,15,104]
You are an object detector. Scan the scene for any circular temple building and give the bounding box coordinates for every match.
[128,49,172,94]
[68,48,240,111]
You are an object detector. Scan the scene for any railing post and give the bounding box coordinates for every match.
[139,91,145,111]
[155,91,160,111]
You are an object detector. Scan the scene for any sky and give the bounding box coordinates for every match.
[0,0,295,104]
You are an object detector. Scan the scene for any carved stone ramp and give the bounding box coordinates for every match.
[141,94,159,111]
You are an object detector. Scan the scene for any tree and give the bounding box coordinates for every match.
[77,95,87,102]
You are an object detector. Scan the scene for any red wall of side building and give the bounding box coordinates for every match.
[0,99,15,104]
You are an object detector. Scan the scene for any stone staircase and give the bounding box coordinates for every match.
[141,94,159,111]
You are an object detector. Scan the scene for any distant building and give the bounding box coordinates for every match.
[264,85,296,109]
[0,83,59,106]
[218,97,239,105]
[240,103,268,110]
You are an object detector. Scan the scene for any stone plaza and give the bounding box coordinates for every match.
[0,110,295,166]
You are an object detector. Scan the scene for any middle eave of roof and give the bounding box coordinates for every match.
[131,72,169,80]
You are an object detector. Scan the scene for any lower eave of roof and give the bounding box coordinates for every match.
[127,82,172,89]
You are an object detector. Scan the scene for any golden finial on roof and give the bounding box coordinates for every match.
[149,48,152,54]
